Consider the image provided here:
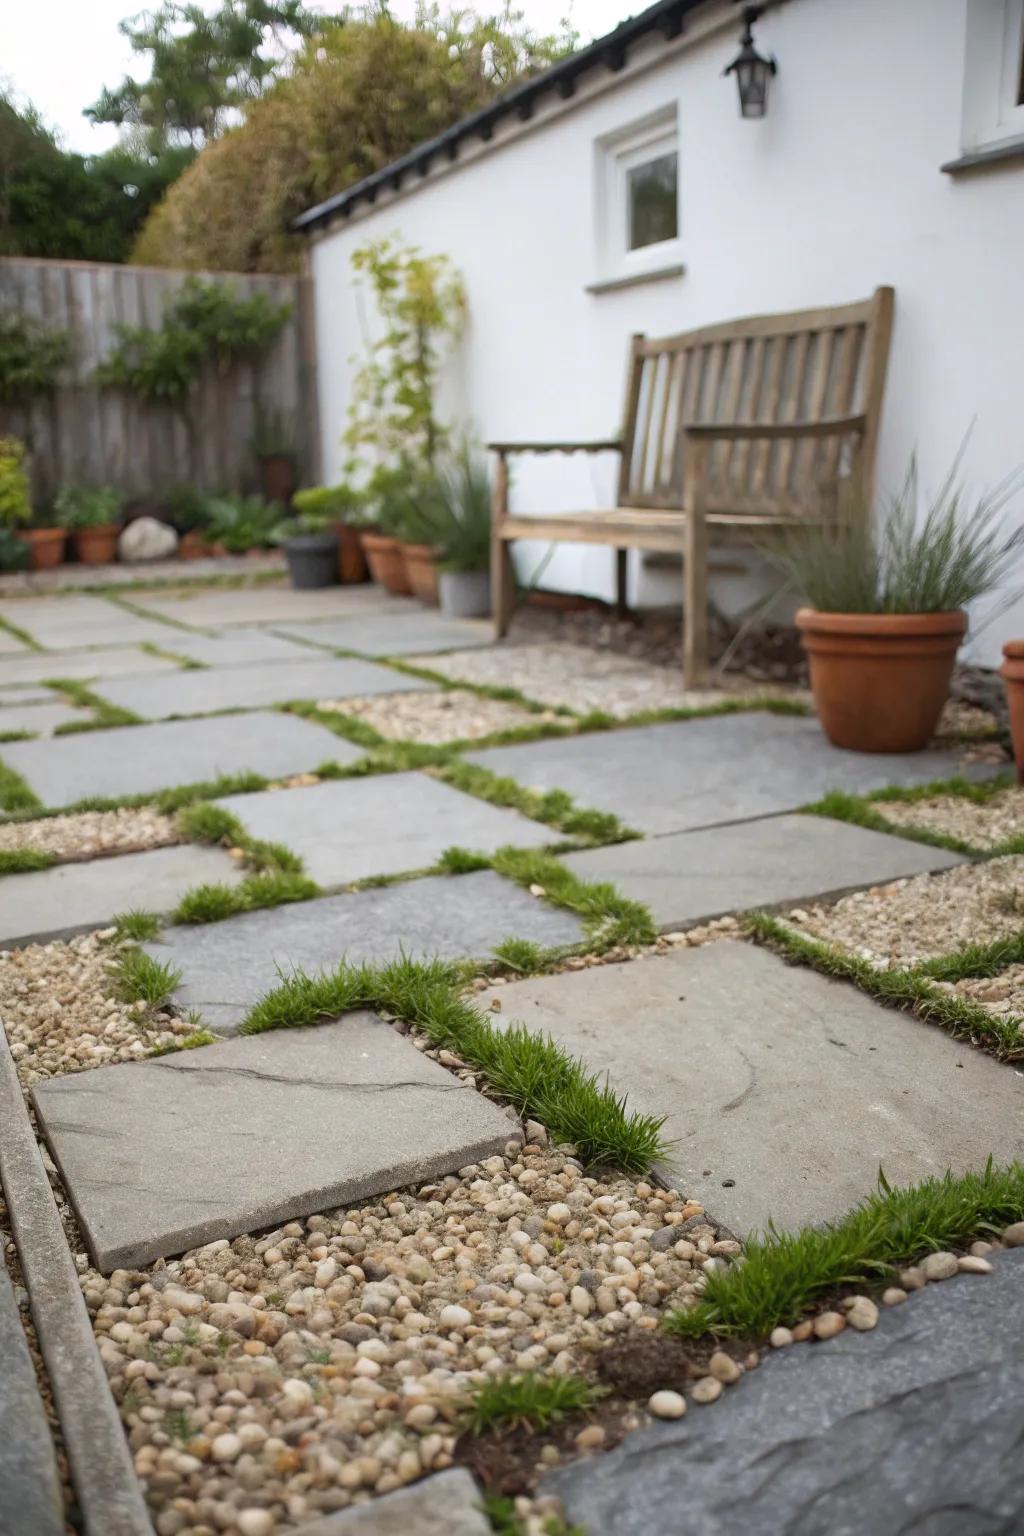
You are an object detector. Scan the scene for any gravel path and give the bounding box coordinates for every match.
[315,690,560,744]
[941,965,1024,1023]
[0,808,179,862]
[787,857,1024,968]
[872,788,1024,852]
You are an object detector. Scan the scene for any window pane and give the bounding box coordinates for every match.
[627,151,678,251]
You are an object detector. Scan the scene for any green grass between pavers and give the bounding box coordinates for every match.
[45,678,143,734]
[0,847,56,874]
[172,870,320,925]
[0,614,43,651]
[239,954,668,1174]
[92,568,286,598]
[111,909,162,942]
[748,911,1024,1061]
[490,936,566,975]
[467,1370,607,1436]
[805,775,1022,857]
[917,931,1024,983]
[664,1159,1024,1342]
[370,656,576,718]
[114,948,182,1007]
[175,800,304,875]
[0,758,42,815]
[139,640,207,671]
[150,1028,218,1056]
[482,1496,582,1536]
[0,729,34,744]
[490,847,655,948]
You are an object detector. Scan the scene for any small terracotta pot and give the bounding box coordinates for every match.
[402,542,439,605]
[361,532,411,596]
[796,607,967,754]
[259,454,296,506]
[178,531,215,560]
[23,527,67,571]
[1001,641,1024,782]
[73,524,119,566]
[333,522,368,585]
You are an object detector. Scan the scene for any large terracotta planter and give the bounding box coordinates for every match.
[333,521,368,585]
[178,531,216,560]
[1001,641,1024,782]
[361,532,411,596]
[23,527,66,570]
[796,607,967,754]
[73,524,119,566]
[403,543,439,605]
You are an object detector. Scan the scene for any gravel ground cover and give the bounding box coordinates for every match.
[872,786,1024,851]
[942,965,1024,1023]
[315,690,560,745]
[0,807,179,862]
[785,857,1024,968]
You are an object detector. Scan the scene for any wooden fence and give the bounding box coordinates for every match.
[0,257,319,504]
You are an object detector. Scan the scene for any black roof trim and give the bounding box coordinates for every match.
[294,0,708,234]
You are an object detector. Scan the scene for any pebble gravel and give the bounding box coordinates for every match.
[314,689,560,744]
[872,786,1024,852]
[0,807,179,862]
[941,963,1024,1023]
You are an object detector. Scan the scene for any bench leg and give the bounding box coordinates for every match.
[615,549,629,618]
[491,535,516,639]
[683,508,709,688]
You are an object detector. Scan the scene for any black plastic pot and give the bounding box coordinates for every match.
[283,532,338,589]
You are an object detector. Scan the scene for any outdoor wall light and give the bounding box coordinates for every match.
[724,6,777,118]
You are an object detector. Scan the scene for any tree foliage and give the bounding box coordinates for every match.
[132,5,576,273]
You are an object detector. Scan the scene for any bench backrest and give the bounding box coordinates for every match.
[617,286,894,520]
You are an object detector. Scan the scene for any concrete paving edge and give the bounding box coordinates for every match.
[0,1021,156,1536]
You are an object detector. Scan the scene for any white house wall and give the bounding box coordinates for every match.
[309,0,1024,666]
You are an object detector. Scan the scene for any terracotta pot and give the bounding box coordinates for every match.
[402,542,439,605]
[1001,641,1024,782]
[73,524,119,566]
[178,531,215,560]
[361,532,411,596]
[259,454,296,506]
[333,521,368,584]
[796,608,967,754]
[23,527,67,571]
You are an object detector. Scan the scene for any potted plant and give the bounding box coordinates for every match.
[360,465,413,596]
[1001,642,1024,782]
[778,454,1024,753]
[203,495,281,556]
[292,484,369,584]
[166,487,216,558]
[0,437,65,570]
[252,408,301,505]
[434,447,493,618]
[397,471,450,605]
[54,485,123,565]
[274,509,338,589]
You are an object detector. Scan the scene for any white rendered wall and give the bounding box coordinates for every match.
[309,0,1024,666]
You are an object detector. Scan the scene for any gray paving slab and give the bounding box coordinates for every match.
[0,699,89,736]
[293,1469,490,1536]
[0,844,246,946]
[0,594,181,650]
[562,814,968,930]
[0,646,177,686]
[0,625,27,654]
[0,1262,64,1535]
[129,584,409,629]
[277,611,493,657]
[0,687,58,705]
[1,710,357,807]
[477,942,1024,1233]
[216,772,558,886]
[145,871,585,1032]
[33,1013,521,1270]
[547,1247,1024,1536]
[97,655,433,719]
[157,626,319,668]
[466,712,996,836]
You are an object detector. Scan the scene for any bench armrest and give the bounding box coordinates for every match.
[488,439,622,456]
[683,413,867,443]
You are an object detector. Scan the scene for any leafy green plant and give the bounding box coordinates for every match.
[96,322,203,404]
[203,494,280,552]
[164,485,212,534]
[467,1371,606,1435]
[0,526,29,571]
[170,278,291,372]
[772,450,1024,614]
[54,485,123,529]
[292,483,367,527]
[0,437,32,528]
[0,313,72,409]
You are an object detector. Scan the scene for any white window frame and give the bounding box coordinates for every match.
[593,106,682,287]
[960,0,1024,155]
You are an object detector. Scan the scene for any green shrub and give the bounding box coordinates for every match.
[0,437,32,528]
[202,494,280,551]
[0,527,29,570]
[54,485,123,528]
[0,313,72,408]
[292,483,367,527]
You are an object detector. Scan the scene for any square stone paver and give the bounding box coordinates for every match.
[154,627,317,668]
[128,584,406,630]
[33,1014,520,1270]
[145,871,584,1032]
[561,815,967,930]
[1,711,357,807]
[96,656,432,720]
[466,714,996,836]
[477,942,1024,1233]
[215,773,558,886]
[277,611,492,657]
[0,626,28,655]
[0,844,245,946]
[0,700,90,736]
[0,647,178,687]
[0,595,181,650]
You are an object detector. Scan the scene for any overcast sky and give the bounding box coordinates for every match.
[1,0,637,154]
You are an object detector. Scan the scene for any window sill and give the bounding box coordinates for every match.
[940,137,1024,175]
[585,262,686,296]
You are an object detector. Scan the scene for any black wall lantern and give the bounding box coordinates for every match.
[724,5,777,118]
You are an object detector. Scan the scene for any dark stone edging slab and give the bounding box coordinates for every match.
[0,1022,155,1536]
[0,1256,64,1534]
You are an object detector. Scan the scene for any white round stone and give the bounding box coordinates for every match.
[648,1390,686,1420]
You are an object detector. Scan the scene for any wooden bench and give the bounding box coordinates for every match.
[489,287,894,686]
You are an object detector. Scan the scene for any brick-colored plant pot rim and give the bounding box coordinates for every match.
[795,607,967,639]
[1003,639,1024,662]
